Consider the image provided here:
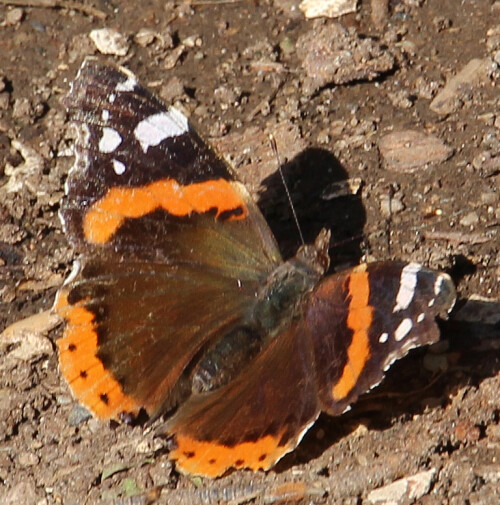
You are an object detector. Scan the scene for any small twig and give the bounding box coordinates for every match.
[423,230,493,245]
[185,0,243,4]
[0,0,107,19]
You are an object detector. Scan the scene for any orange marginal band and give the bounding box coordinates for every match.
[55,290,140,420]
[83,178,248,245]
[332,265,372,401]
[169,431,289,478]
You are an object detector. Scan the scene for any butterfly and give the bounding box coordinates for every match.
[55,58,456,477]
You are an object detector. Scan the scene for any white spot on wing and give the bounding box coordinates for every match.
[102,109,110,121]
[434,275,445,295]
[109,93,116,103]
[379,332,389,343]
[134,109,189,153]
[394,318,413,341]
[116,75,137,92]
[99,127,122,153]
[393,263,421,313]
[428,298,435,307]
[417,313,425,323]
[63,259,81,286]
[112,159,126,175]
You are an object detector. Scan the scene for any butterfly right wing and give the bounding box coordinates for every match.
[306,262,456,416]
[162,261,455,477]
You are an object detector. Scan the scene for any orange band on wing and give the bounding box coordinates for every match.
[332,266,372,401]
[169,431,289,478]
[83,178,248,244]
[55,291,140,420]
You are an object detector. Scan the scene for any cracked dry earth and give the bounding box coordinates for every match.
[0,0,499,504]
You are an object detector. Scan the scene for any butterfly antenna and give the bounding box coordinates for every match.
[269,133,305,245]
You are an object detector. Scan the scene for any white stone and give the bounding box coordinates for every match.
[89,28,130,56]
[299,0,357,19]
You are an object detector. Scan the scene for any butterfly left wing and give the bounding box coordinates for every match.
[56,58,283,421]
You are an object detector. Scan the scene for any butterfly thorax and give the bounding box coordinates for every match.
[252,228,331,337]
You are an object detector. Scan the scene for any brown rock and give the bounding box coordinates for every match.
[430,58,497,115]
[297,23,395,94]
[379,130,453,172]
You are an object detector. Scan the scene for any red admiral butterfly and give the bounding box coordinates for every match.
[55,58,456,477]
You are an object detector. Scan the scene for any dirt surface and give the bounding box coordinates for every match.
[0,0,499,504]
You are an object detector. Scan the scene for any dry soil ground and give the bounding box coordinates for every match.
[0,0,499,504]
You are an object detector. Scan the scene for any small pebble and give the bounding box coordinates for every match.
[485,423,500,442]
[214,85,239,108]
[17,451,39,467]
[4,7,24,26]
[367,469,436,504]
[89,28,130,56]
[459,211,479,227]
[67,404,92,426]
[135,439,152,454]
[159,76,185,103]
[486,25,500,52]
[454,420,481,444]
[430,58,496,115]
[481,192,498,205]
[299,0,357,19]
[388,90,414,109]
[134,28,157,47]
[164,45,185,70]
[472,151,492,170]
[379,194,405,216]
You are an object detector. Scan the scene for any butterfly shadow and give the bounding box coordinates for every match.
[255,147,366,267]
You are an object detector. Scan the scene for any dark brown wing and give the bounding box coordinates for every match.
[162,261,455,477]
[305,262,456,416]
[56,58,282,420]
[163,320,320,477]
